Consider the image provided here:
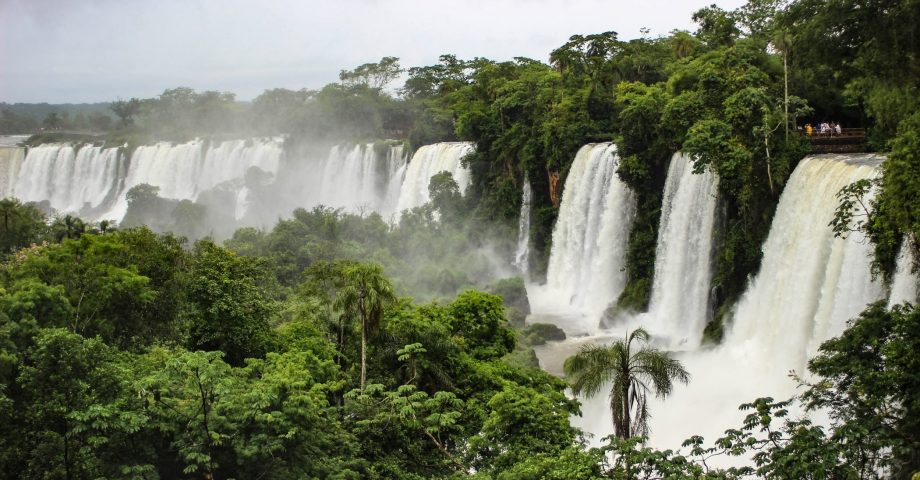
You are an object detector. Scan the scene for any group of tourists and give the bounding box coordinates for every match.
[805,121,842,136]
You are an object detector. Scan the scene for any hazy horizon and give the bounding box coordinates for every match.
[2,0,745,104]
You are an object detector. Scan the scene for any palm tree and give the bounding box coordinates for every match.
[0,198,23,232]
[564,328,689,439]
[334,263,395,391]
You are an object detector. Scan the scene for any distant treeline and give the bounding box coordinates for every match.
[0,102,115,134]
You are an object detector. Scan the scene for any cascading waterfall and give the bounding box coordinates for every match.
[15,144,127,216]
[640,153,887,455]
[0,147,25,198]
[395,142,473,214]
[11,139,282,222]
[513,180,532,275]
[7,138,415,226]
[727,154,885,368]
[889,238,918,306]
[106,138,283,220]
[539,143,636,328]
[640,152,718,348]
[311,143,408,216]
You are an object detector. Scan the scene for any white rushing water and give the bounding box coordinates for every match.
[640,153,886,455]
[0,147,25,198]
[532,153,888,454]
[638,152,718,348]
[889,237,918,306]
[535,143,636,332]
[5,139,444,228]
[11,139,283,222]
[14,144,126,216]
[107,138,282,220]
[513,179,532,276]
[312,143,407,216]
[395,142,473,214]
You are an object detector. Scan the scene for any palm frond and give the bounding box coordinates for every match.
[632,347,690,399]
[564,327,691,440]
[564,343,620,398]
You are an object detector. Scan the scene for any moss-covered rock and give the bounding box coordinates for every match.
[487,276,531,314]
[522,322,566,346]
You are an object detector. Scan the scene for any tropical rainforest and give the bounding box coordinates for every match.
[1,0,919,478]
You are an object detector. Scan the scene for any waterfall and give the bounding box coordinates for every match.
[727,154,885,368]
[14,144,127,217]
[311,143,408,216]
[641,152,718,348]
[889,238,918,306]
[6,139,414,227]
[641,153,887,455]
[541,143,636,326]
[0,147,25,198]
[513,179,532,275]
[395,142,473,214]
[106,138,283,220]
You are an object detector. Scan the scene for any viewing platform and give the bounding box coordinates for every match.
[807,128,867,153]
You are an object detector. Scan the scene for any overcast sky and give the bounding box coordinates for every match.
[0,0,746,103]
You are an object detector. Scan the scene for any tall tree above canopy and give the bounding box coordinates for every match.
[334,262,395,390]
[339,56,403,91]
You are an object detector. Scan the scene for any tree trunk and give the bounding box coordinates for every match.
[765,131,775,195]
[548,170,562,208]
[197,370,216,479]
[623,384,631,439]
[360,320,367,391]
[63,421,72,480]
[784,51,789,141]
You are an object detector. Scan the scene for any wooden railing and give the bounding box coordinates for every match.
[806,128,868,153]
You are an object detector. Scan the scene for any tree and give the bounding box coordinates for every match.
[109,98,141,128]
[185,241,276,366]
[0,198,47,253]
[339,56,403,90]
[9,329,141,479]
[564,328,689,439]
[7,235,158,344]
[41,112,62,130]
[428,171,463,222]
[692,5,740,47]
[333,263,395,390]
[804,302,920,477]
[49,214,85,242]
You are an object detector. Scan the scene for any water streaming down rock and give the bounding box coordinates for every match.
[640,152,718,348]
[540,143,636,327]
[395,142,473,214]
[641,153,887,455]
[10,139,283,222]
[310,143,407,216]
[728,154,885,367]
[538,154,888,452]
[889,238,918,306]
[7,139,419,227]
[0,147,25,198]
[513,180,532,276]
[15,144,127,217]
[106,138,283,221]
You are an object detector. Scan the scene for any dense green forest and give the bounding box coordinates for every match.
[2,0,920,477]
